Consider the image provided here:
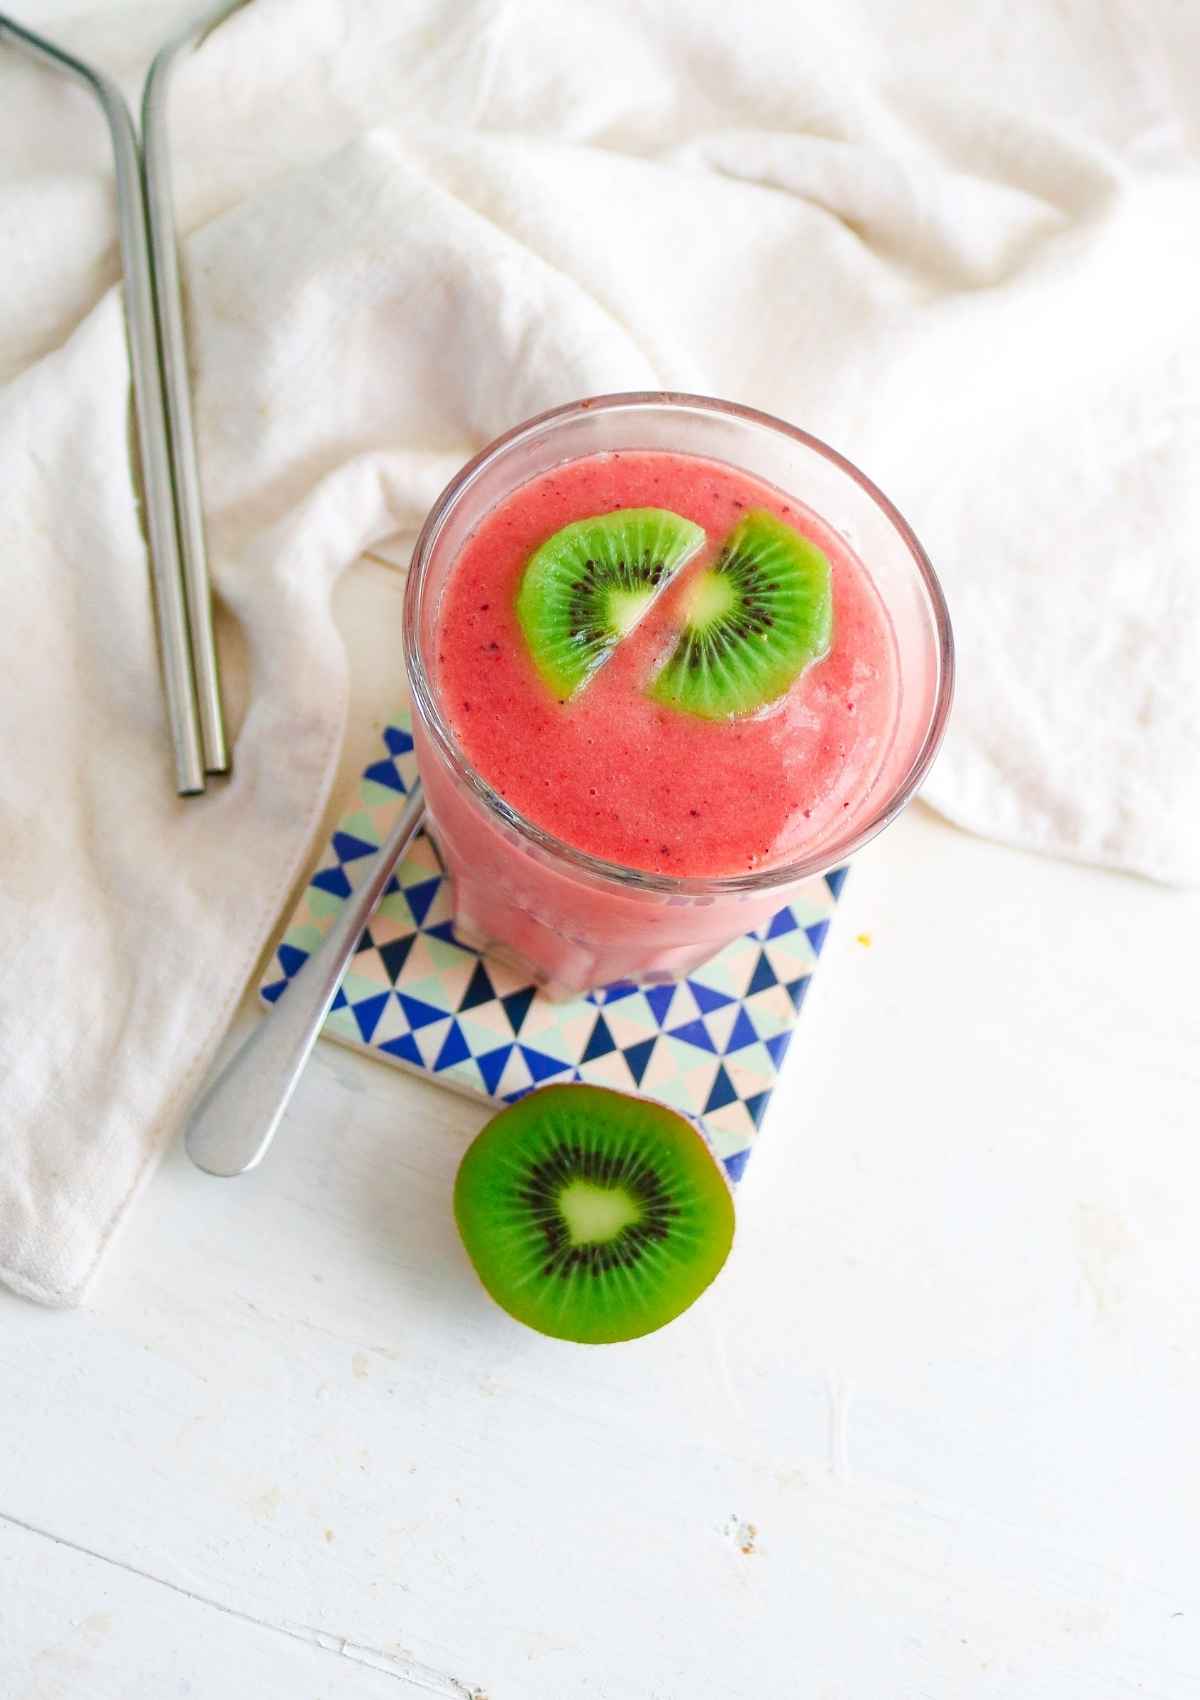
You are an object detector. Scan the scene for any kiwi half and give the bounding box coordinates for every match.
[649,509,833,720]
[516,508,704,700]
[454,1083,735,1343]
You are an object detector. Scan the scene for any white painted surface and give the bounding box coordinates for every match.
[3,557,1200,1695]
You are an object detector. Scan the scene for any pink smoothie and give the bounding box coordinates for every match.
[433,451,899,880]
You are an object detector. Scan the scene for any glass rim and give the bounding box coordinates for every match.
[403,390,955,898]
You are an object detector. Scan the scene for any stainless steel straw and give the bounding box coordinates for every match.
[0,13,206,795]
[5,5,430,1169]
[142,2,249,775]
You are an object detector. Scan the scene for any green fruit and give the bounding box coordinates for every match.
[454,1083,735,1344]
[516,508,704,700]
[649,509,833,719]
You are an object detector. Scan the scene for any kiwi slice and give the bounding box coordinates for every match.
[454,1083,735,1343]
[649,508,833,719]
[516,508,704,700]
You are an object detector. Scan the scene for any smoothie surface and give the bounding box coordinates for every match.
[433,451,898,878]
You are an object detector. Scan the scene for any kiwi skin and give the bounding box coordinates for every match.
[454,1083,735,1345]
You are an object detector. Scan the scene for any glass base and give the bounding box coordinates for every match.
[449,916,582,1002]
[450,907,726,1002]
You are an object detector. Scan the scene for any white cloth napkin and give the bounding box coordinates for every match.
[2,0,1197,1304]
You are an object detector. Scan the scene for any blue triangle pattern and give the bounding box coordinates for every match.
[398,992,448,1030]
[582,1014,617,1062]
[477,1045,513,1095]
[331,988,348,1011]
[724,1007,759,1053]
[435,1020,471,1071]
[521,1045,573,1084]
[723,1148,751,1183]
[825,865,849,900]
[353,992,390,1043]
[262,720,850,1195]
[502,988,535,1035]
[668,1019,716,1054]
[459,960,496,1011]
[380,1032,423,1068]
[312,865,352,899]
[744,1090,771,1128]
[406,878,440,927]
[805,919,831,955]
[278,942,309,979]
[333,831,378,863]
[377,936,414,984]
[623,1037,656,1086]
[764,1031,792,1068]
[705,1064,739,1113]
[364,758,406,793]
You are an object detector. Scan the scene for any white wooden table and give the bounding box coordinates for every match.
[4,2,1198,1685]
[0,547,1196,1699]
[3,727,1200,1695]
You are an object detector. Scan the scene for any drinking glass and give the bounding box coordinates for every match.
[404,393,953,997]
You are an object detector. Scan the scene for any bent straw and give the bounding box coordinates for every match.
[142,0,251,775]
[0,12,206,795]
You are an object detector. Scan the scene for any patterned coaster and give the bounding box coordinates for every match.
[260,711,845,1182]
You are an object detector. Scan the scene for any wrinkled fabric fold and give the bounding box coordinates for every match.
[0,0,1196,1302]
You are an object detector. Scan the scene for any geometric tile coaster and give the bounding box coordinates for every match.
[260,709,846,1184]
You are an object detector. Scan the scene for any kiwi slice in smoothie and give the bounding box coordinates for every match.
[516,508,704,700]
[454,1084,735,1343]
[649,509,833,720]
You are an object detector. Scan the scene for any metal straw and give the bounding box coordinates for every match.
[5,4,405,1172]
[0,13,206,795]
[142,1,250,775]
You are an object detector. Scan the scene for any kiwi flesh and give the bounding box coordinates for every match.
[516,508,704,700]
[649,509,833,720]
[454,1083,735,1343]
